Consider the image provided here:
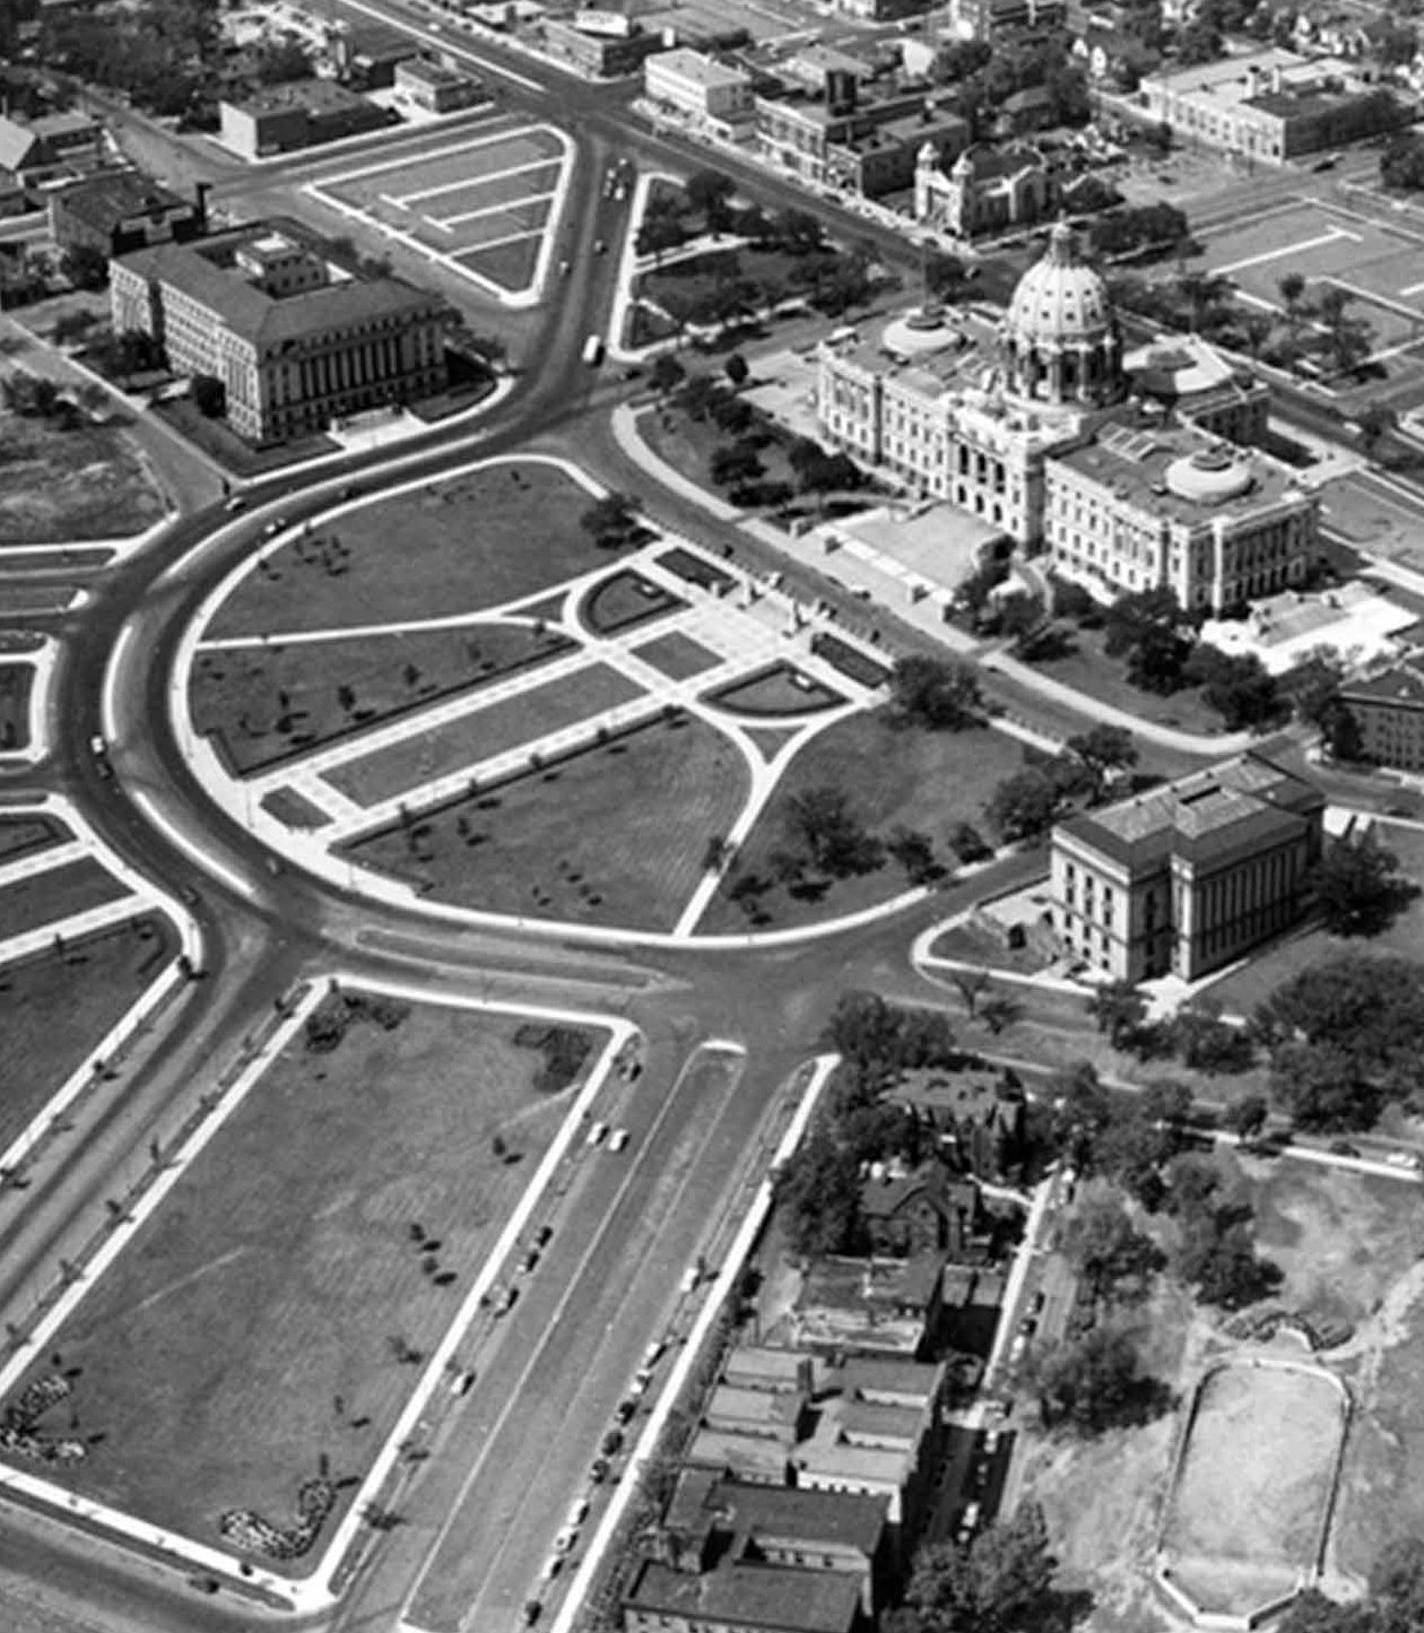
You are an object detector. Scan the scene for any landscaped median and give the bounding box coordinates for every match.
[0,979,627,1609]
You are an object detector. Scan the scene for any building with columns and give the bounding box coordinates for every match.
[110,226,452,444]
[815,223,1318,605]
[1050,753,1325,983]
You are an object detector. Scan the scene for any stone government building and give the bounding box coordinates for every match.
[110,225,453,444]
[816,223,1317,612]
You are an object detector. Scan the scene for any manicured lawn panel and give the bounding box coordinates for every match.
[809,632,890,690]
[0,410,166,543]
[206,462,614,639]
[0,814,68,860]
[0,663,35,750]
[698,709,1029,933]
[1031,624,1225,738]
[191,624,575,776]
[0,583,79,613]
[345,714,748,931]
[632,631,724,682]
[0,997,606,1562]
[458,235,542,291]
[0,916,175,1152]
[0,858,131,940]
[709,663,843,717]
[579,570,684,636]
[658,547,735,592]
[260,788,331,829]
[743,726,802,762]
[325,663,645,808]
[0,547,112,570]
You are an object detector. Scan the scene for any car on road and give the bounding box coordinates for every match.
[223,495,246,513]
[609,1128,630,1152]
[535,1224,554,1247]
[449,1367,476,1396]
[498,1285,519,1315]
[553,1526,577,1555]
[601,1427,623,1457]
[540,1553,562,1583]
[566,1497,589,1529]
[615,1398,637,1425]
[594,239,607,254]
[522,1601,541,1627]
[559,259,571,276]
[524,1247,540,1272]
[590,1457,610,1484]
[586,1121,608,1147]
[1329,1140,1361,1158]
[89,734,107,757]
[1385,1151,1422,1172]
[262,517,286,538]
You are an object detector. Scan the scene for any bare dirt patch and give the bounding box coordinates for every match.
[0,409,165,544]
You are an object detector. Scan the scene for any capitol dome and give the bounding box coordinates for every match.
[1164,444,1255,505]
[1001,221,1124,411]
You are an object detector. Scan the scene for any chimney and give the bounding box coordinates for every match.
[193,180,211,234]
[1271,63,1284,93]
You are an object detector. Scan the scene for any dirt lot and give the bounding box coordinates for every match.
[0,407,166,544]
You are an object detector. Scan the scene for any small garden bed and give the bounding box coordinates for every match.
[658,547,735,593]
[808,632,891,690]
[579,570,684,636]
[260,788,331,829]
[708,662,842,718]
[632,630,723,682]
[0,813,68,860]
[0,662,34,750]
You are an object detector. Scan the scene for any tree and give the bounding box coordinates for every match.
[683,167,736,231]
[51,308,98,347]
[1183,645,1281,729]
[1290,649,1346,731]
[1311,828,1411,936]
[723,351,749,388]
[899,1502,1063,1633]
[635,211,688,264]
[1270,1040,1382,1133]
[1381,130,1424,193]
[579,492,641,548]
[1104,585,1188,657]
[886,826,942,886]
[1087,980,1147,1048]
[1277,271,1311,354]
[782,785,882,877]
[191,373,224,418]
[59,243,109,291]
[1356,403,1398,457]
[985,769,1061,844]
[709,440,764,492]
[1316,285,1375,377]
[947,820,992,863]
[1171,999,1254,1074]
[773,1126,862,1257]
[889,655,982,730]
[648,352,685,398]
[997,591,1046,654]
[772,209,825,256]
[254,37,312,82]
[1066,725,1137,804]
[1062,1193,1163,1303]
[1223,1093,1268,1142]
[1033,1324,1162,1433]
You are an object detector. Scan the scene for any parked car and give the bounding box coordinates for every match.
[601,1428,623,1457]
[609,1128,630,1152]
[1329,1140,1361,1158]
[590,1457,610,1484]
[586,1121,608,1148]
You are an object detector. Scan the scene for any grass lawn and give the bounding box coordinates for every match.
[578,570,684,636]
[0,662,34,750]
[0,546,112,569]
[0,858,131,940]
[0,916,174,1153]
[345,714,748,931]
[1163,1362,1344,1615]
[0,582,80,613]
[191,624,574,776]
[0,993,607,1561]
[1203,819,1424,1017]
[0,813,68,860]
[929,917,1055,976]
[260,788,331,829]
[462,236,541,291]
[641,400,798,501]
[206,461,611,640]
[1031,624,1227,739]
[638,245,805,318]
[698,709,1028,933]
[0,409,165,543]
[326,663,645,809]
[709,663,843,717]
[631,630,724,681]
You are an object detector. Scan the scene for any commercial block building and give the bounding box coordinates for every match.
[1050,753,1325,982]
[1136,47,1401,163]
[622,1558,865,1633]
[393,56,485,112]
[541,16,664,77]
[218,81,391,159]
[0,110,104,183]
[50,172,207,259]
[110,226,451,443]
[644,49,755,137]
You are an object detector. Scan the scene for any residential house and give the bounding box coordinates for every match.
[49,172,206,259]
[0,110,104,183]
[859,1159,981,1258]
[885,1065,1027,1179]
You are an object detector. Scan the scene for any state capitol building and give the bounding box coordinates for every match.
[815,223,1319,615]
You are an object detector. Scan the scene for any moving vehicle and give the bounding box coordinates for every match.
[582,333,605,367]
[609,1128,630,1152]
[586,1120,608,1147]
[223,495,246,513]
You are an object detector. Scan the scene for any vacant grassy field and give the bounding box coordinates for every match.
[698,710,1026,932]
[0,916,174,1152]
[1163,1362,1344,1614]
[1203,821,1424,1017]
[0,663,34,751]
[346,714,747,930]
[1032,625,1226,739]
[0,582,79,614]
[206,462,610,639]
[191,624,574,776]
[0,409,165,543]
[0,858,131,941]
[326,663,645,808]
[631,630,723,681]
[0,994,606,1561]
[0,813,68,860]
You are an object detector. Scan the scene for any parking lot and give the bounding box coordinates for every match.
[306,121,571,300]
[1198,197,1424,365]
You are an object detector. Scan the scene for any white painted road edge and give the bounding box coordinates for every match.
[549,1049,841,1633]
[0,977,631,1615]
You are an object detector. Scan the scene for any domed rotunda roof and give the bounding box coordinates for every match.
[1164,444,1255,505]
[1005,221,1115,346]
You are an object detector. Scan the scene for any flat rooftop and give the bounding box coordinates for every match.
[1050,418,1305,529]
[650,47,749,87]
[625,1559,862,1633]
